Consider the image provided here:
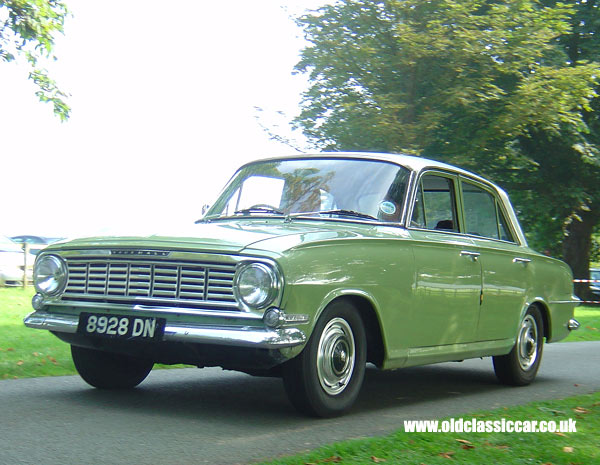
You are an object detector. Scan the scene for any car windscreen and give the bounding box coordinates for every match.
[207,158,411,223]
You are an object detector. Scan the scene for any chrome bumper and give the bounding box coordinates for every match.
[567,318,580,331]
[23,311,306,349]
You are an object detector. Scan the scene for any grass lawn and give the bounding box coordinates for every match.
[562,305,600,342]
[0,287,189,379]
[1,287,598,379]
[256,392,600,465]
[0,287,74,379]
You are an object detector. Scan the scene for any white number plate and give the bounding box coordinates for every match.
[78,313,165,340]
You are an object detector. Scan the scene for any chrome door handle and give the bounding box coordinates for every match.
[460,251,480,261]
[513,257,531,265]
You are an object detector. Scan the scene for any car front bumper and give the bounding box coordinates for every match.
[23,311,307,349]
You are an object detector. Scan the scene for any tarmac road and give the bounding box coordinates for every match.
[1,341,599,465]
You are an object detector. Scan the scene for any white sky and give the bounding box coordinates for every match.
[0,0,322,239]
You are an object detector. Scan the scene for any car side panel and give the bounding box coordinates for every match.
[275,235,416,366]
[529,255,578,342]
[470,238,531,342]
[408,230,481,346]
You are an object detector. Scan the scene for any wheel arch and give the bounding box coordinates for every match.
[529,299,551,341]
[316,290,385,368]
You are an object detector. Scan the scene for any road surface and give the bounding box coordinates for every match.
[1,341,599,465]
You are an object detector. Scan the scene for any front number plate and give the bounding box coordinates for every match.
[78,313,166,341]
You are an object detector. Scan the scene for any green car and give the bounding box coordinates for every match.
[25,153,580,417]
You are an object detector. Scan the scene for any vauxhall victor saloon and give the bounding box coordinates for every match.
[25,153,579,417]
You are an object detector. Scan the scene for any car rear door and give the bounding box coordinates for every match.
[459,179,531,342]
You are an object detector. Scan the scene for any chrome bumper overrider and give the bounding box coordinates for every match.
[23,311,306,349]
[567,318,580,331]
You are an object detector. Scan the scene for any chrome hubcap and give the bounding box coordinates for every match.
[517,315,538,370]
[317,318,356,395]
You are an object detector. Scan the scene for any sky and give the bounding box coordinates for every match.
[0,0,323,239]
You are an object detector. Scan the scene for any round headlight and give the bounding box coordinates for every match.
[234,262,279,310]
[34,255,67,295]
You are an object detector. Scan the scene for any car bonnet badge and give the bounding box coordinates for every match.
[110,250,171,257]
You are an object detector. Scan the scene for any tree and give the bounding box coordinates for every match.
[293,0,600,297]
[0,0,70,120]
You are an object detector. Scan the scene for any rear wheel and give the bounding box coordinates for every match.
[71,345,154,389]
[282,299,366,417]
[493,306,544,386]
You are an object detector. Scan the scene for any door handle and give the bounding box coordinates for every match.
[513,257,531,265]
[460,250,480,261]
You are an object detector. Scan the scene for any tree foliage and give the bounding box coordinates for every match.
[293,0,600,293]
[0,0,70,120]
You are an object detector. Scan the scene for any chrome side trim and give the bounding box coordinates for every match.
[549,298,581,305]
[23,311,306,349]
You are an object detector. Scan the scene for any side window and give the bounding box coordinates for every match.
[411,174,458,232]
[462,181,514,242]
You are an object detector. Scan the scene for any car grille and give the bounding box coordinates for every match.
[60,258,238,310]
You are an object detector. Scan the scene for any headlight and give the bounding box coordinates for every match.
[233,262,279,310]
[34,255,67,295]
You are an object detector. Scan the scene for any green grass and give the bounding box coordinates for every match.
[0,287,75,379]
[563,305,600,342]
[0,287,189,379]
[0,288,598,379]
[257,392,600,465]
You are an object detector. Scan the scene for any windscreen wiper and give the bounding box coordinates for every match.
[234,205,285,215]
[290,209,378,221]
[197,205,284,223]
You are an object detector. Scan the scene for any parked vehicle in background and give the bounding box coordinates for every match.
[591,268,600,301]
[0,236,34,286]
[11,235,63,256]
[24,153,580,417]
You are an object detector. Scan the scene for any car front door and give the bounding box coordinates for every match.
[407,172,482,348]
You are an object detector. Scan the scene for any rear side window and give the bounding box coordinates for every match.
[462,181,514,242]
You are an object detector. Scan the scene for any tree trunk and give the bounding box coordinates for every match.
[562,208,599,301]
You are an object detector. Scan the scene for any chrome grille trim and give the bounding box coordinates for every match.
[61,258,238,311]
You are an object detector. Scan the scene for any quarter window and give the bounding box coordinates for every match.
[411,174,458,232]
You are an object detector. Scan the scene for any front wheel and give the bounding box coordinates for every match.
[282,299,366,417]
[493,306,544,386]
[71,345,154,389]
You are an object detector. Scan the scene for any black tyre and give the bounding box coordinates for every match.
[282,299,367,417]
[493,306,544,386]
[71,345,154,389]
